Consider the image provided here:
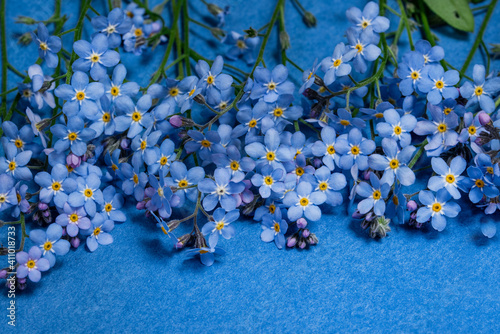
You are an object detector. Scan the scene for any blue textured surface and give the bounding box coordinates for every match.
[1,0,500,333]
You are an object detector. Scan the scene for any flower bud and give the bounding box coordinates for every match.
[0,269,7,279]
[193,94,206,105]
[352,210,363,219]
[302,228,311,238]
[303,11,317,27]
[363,170,371,181]
[15,16,37,24]
[407,200,417,211]
[70,237,80,248]
[120,138,130,150]
[410,211,417,220]
[18,32,33,45]
[312,158,322,168]
[66,153,82,169]
[136,201,146,210]
[298,240,307,249]
[37,202,48,211]
[43,210,50,218]
[169,115,183,128]
[18,278,26,284]
[279,31,290,50]
[296,217,307,229]
[287,236,297,248]
[244,27,258,38]
[478,111,491,126]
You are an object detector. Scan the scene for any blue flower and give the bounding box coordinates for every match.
[68,173,104,217]
[346,27,381,74]
[460,64,500,113]
[223,31,259,64]
[101,185,126,222]
[89,95,116,137]
[165,161,205,207]
[427,156,467,200]
[464,166,499,203]
[328,108,366,133]
[150,212,177,242]
[185,239,225,266]
[123,25,147,55]
[114,95,154,138]
[2,121,36,153]
[299,58,320,93]
[356,173,390,215]
[119,160,148,201]
[101,64,140,101]
[311,126,341,170]
[0,174,17,212]
[416,189,461,231]
[261,209,288,249]
[26,107,48,147]
[131,130,161,166]
[12,183,29,218]
[458,112,483,143]
[439,98,466,117]
[51,117,96,156]
[397,51,425,96]
[303,166,347,206]
[232,104,268,138]
[475,153,500,182]
[414,39,444,65]
[283,181,326,221]
[24,64,56,109]
[148,138,175,176]
[185,130,225,162]
[54,71,105,118]
[178,76,201,113]
[418,65,460,105]
[245,128,293,170]
[0,142,32,181]
[124,3,146,26]
[35,163,77,208]
[413,104,459,156]
[91,8,132,48]
[29,223,70,267]
[212,145,255,182]
[83,213,114,252]
[368,138,416,186]
[73,33,120,81]
[147,174,173,218]
[250,65,294,103]
[359,101,393,121]
[32,23,61,68]
[262,95,303,125]
[55,203,91,237]
[346,2,390,33]
[251,164,285,198]
[16,246,50,283]
[195,56,233,105]
[335,128,376,171]
[202,208,239,246]
[375,108,416,147]
[320,43,354,86]
[198,168,245,211]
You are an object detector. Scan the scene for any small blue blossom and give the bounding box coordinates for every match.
[261,209,288,249]
[416,189,461,231]
[245,128,294,170]
[185,239,225,266]
[91,8,132,48]
[328,108,366,133]
[0,174,17,213]
[251,164,285,198]
[35,163,77,208]
[460,64,500,113]
[414,39,444,65]
[195,56,233,105]
[202,208,239,246]
[68,173,104,217]
[124,3,146,26]
[89,95,116,137]
[29,223,70,267]
[320,43,354,86]
[283,181,326,222]
[51,117,96,156]
[147,174,173,218]
[149,138,175,176]
[0,142,32,181]
[375,108,416,147]
[427,156,467,200]
[397,51,425,96]
[418,65,460,105]
[335,127,376,171]
[101,185,126,222]
[101,64,140,102]
[346,27,381,74]
[250,65,294,103]
[198,168,245,211]
[16,246,50,283]
[303,166,347,206]
[458,112,483,143]
[356,173,390,216]
[131,130,161,166]
[165,161,205,207]
[55,203,91,237]
[73,34,120,81]
[300,58,320,93]
[32,23,61,68]
[223,32,260,64]
[114,95,154,138]
[311,126,341,170]
[185,130,225,162]
[119,160,148,201]
[346,2,390,33]
[212,145,255,182]
[465,166,499,203]
[83,213,114,252]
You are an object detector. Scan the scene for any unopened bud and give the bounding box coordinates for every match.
[66,153,81,169]
[136,201,146,210]
[193,94,205,105]
[18,32,33,45]
[478,111,491,126]
[169,115,183,128]
[38,202,48,211]
[15,16,37,24]
[0,269,7,279]
[244,27,258,38]
[279,31,290,50]
[120,138,130,150]
[407,200,417,211]
[302,228,311,238]
[70,237,80,248]
[206,3,224,16]
[296,217,307,229]
[303,11,317,27]
[211,28,226,41]
[287,236,297,248]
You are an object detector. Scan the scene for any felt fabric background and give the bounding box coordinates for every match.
[1,0,500,332]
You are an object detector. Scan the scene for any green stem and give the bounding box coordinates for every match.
[460,0,498,76]
[396,0,414,50]
[174,0,184,78]
[408,140,427,169]
[7,63,26,78]
[182,1,191,76]
[0,87,17,97]
[417,0,448,70]
[278,2,287,65]
[66,0,91,84]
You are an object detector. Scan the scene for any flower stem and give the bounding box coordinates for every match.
[460,0,499,77]
[408,140,427,168]
[396,0,414,50]
[66,0,91,84]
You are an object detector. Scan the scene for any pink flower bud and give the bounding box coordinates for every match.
[66,153,81,169]
[407,200,418,211]
[169,115,183,128]
[296,218,307,229]
[136,201,146,210]
[302,229,311,238]
[120,138,130,150]
[478,111,491,126]
[70,237,80,248]
[287,237,297,248]
[37,202,48,211]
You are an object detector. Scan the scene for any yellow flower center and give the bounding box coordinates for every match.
[111,164,118,171]
[445,174,455,184]
[206,75,215,85]
[39,42,48,51]
[468,126,476,135]
[432,203,442,212]
[487,167,494,174]
[266,152,275,161]
[437,123,447,133]
[14,139,24,148]
[333,59,342,67]
[392,195,399,205]
[264,176,273,185]
[140,140,147,151]
[90,53,100,63]
[22,89,32,98]
[435,80,444,89]
[230,161,239,171]
[43,241,53,251]
[216,221,225,230]
[350,146,360,155]
[68,132,78,141]
[319,182,328,191]
[327,145,335,155]
[475,86,483,96]
[102,112,111,123]
[475,179,485,188]
[410,71,420,80]
[373,190,381,200]
[84,189,93,198]
[299,197,309,206]
[158,187,164,197]
[236,40,246,49]
[355,44,363,53]
[389,159,399,169]
[134,28,143,37]
[178,180,188,188]
[93,227,101,236]
[361,20,370,28]
[110,86,120,96]
[76,91,85,101]
[70,214,79,222]
[133,174,139,184]
[394,126,402,135]
[269,204,276,214]
[8,161,16,171]
[16,193,21,202]
[0,195,6,203]
[307,72,313,80]
[267,82,277,90]
[295,167,304,176]
[52,181,61,191]
[273,108,283,117]
[340,120,350,126]
[375,113,384,119]
[169,87,179,97]
[201,140,211,148]
[27,260,36,269]
[160,156,168,166]
[188,88,196,97]
[274,222,280,232]
[248,119,257,128]
[105,203,113,212]
[132,111,142,122]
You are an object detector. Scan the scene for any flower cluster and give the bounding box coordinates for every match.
[1,0,500,289]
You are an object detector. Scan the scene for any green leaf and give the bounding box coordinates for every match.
[423,0,474,32]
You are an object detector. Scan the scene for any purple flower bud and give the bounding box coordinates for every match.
[43,210,50,218]
[136,201,146,210]
[365,212,374,221]
[298,240,307,249]
[120,138,130,150]
[175,241,184,249]
[66,153,81,169]
[37,202,48,211]
[302,228,311,238]
[18,283,26,290]
[363,170,371,181]
[18,278,26,284]
[478,111,491,125]
[407,200,418,211]
[296,218,307,229]
[287,236,297,247]
[61,227,67,237]
[169,115,183,128]
[312,158,322,168]
[352,210,363,219]
[0,269,7,279]
[70,237,80,248]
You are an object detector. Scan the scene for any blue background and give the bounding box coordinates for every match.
[1,0,500,332]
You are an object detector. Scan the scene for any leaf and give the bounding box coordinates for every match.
[152,0,170,15]
[423,0,474,32]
